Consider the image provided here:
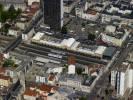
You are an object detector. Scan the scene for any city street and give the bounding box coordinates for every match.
[88,37,133,98]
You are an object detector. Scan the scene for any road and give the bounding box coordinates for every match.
[3,10,43,53]
[88,37,133,98]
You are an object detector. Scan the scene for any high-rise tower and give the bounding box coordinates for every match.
[41,0,63,31]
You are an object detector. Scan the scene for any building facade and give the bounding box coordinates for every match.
[110,64,133,96]
[42,0,63,31]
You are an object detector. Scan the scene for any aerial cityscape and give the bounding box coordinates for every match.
[0,0,132,100]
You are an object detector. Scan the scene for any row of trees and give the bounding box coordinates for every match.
[61,26,96,41]
[61,26,68,34]
[0,4,22,23]
[3,58,15,67]
[3,58,18,68]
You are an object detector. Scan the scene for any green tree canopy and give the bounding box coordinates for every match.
[8,5,17,20]
[76,67,84,75]
[17,8,22,15]
[3,59,15,67]
[79,96,87,100]
[88,33,96,41]
[61,26,68,34]
[81,22,85,27]
[0,4,21,23]
[8,5,16,13]
[0,4,3,12]
[1,11,8,23]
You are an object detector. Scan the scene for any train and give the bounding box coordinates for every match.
[48,53,62,59]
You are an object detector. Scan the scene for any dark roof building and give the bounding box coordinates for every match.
[42,0,64,31]
[103,47,117,59]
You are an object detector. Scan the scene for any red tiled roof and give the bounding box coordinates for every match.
[0,54,4,61]
[38,84,56,93]
[24,88,38,97]
[0,67,5,74]
[68,56,76,65]
[0,74,11,80]
[48,74,55,81]
[86,9,97,15]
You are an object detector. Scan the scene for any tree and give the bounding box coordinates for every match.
[8,5,16,13]
[81,22,85,27]
[0,4,3,22]
[3,59,15,67]
[76,67,83,75]
[130,11,133,19]
[61,26,67,34]
[8,5,17,20]
[105,89,109,95]
[0,4,21,23]
[79,96,87,100]
[88,33,96,41]
[16,8,22,15]
[0,4,3,12]
[1,11,8,23]
[3,24,11,33]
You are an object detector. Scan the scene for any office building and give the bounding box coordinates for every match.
[42,0,63,31]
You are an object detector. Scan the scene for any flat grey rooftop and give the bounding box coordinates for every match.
[103,47,116,58]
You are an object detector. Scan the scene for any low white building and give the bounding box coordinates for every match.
[47,74,57,85]
[94,46,106,58]
[60,75,83,89]
[76,7,100,21]
[32,32,107,58]
[0,74,12,87]
[68,65,75,74]
[107,5,132,15]
[105,25,116,33]
[22,28,35,41]
[36,75,46,83]
[32,32,44,41]
[101,14,111,23]
[16,16,30,30]
[63,0,80,13]
[59,74,91,93]
[61,38,76,48]
[27,0,40,5]
[32,33,76,49]
[101,13,133,23]
[8,27,20,37]
[16,21,26,30]
[75,2,100,21]
[77,45,106,58]
[47,67,63,74]
[101,29,130,47]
